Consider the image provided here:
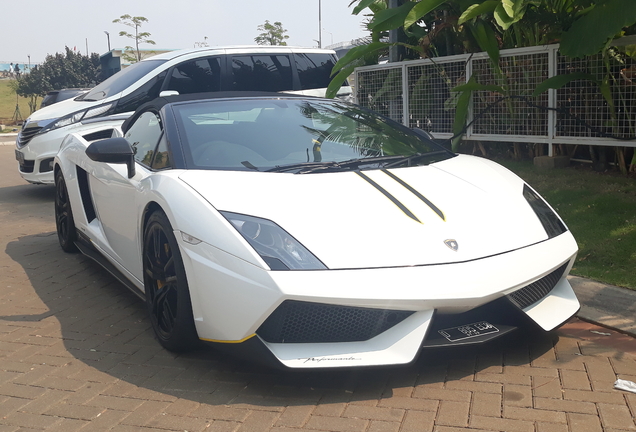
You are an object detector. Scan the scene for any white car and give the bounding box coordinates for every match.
[17,46,351,184]
[54,92,580,369]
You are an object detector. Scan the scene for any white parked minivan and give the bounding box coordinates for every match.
[16,46,351,184]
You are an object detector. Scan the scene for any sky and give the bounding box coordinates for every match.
[0,0,369,65]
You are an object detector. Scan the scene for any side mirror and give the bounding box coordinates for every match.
[86,137,136,178]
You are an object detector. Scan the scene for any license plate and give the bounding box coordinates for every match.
[438,321,499,342]
[15,150,25,165]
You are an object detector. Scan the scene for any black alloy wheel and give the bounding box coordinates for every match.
[143,210,199,352]
[54,170,78,253]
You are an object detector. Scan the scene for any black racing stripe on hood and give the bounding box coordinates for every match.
[355,171,421,223]
[382,169,446,221]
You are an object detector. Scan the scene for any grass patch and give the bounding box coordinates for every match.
[502,160,636,289]
[0,79,32,126]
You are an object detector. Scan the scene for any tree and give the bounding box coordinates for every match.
[255,20,289,46]
[329,0,636,172]
[113,14,156,63]
[13,47,101,113]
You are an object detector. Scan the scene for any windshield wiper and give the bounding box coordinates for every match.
[265,161,342,173]
[383,150,453,168]
[265,152,453,174]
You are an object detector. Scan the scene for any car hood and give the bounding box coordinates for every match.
[178,155,552,270]
[26,96,103,123]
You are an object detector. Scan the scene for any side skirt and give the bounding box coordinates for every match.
[75,231,145,301]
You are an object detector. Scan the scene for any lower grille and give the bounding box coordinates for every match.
[507,262,569,309]
[18,127,42,147]
[19,159,35,173]
[257,300,414,344]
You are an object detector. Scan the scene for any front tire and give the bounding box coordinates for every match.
[54,169,78,253]
[143,210,199,352]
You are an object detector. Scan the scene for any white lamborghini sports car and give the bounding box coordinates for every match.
[54,92,580,369]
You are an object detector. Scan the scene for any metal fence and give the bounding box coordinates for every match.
[354,44,636,154]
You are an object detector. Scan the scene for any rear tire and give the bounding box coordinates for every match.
[143,210,199,352]
[54,170,78,253]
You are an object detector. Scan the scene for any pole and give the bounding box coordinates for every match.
[104,31,111,51]
[86,38,89,56]
[318,0,322,48]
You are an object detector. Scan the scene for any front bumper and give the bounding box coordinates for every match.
[179,230,579,368]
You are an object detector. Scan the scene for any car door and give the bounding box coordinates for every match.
[88,111,163,282]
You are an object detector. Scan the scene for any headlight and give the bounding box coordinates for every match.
[39,102,115,134]
[523,184,567,238]
[220,211,326,270]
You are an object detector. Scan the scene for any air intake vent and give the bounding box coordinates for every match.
[507,262,569,310]
[83,129,114,142]
[257,300,414,344]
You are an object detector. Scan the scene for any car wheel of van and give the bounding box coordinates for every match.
[54,170,78,253]
[143,210,199,352]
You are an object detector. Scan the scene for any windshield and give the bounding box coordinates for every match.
[81,60,167,101]
[172,98,453,172]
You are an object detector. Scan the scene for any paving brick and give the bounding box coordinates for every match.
[597,402,636,430]
[412,387,471,402]
[399,409,435,432]
[585,357,619,382]
[0,396,31,418]
[475,372,532,385]
[145,412,210,432]
[274,405,314,427]
[366,420,401,432]
[44,401,106,421]
[534,396,597,414]
[82,408,131,431]
[305,414,368,432]
[377,396,438,412]
[610,357,636,376]
[564,388,626,404]
[235,411,280,432]
[0,383,47,399]
[19,388,71,414]
[502,384,532,407]
[444,380,502,394]
[313,402,347,417]
[470,414,534,432]
[84,394,146,412]
[560,369,591,390]
[471,392,501,418]
[567,413,603,432]
[536,421,569,432]
[532,375,563,399]
[343,404,404,422]
[435,400,470,427]
[505,365,558,377]
[504,406,566,423]
[47,417,88,432]
[1,411,62,429]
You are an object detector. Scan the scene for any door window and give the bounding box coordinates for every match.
[294,53,337,90]
[166,57,221,94]
[125,111,163,166]
[231,55,292,91]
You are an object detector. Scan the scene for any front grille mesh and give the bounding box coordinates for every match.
[18,127,42,147]
[257,300,414,344]
[507,262,569,309]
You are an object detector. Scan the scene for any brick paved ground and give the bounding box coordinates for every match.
[1,144,635,432]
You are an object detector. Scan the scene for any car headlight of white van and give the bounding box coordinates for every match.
[39,103,115,134]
